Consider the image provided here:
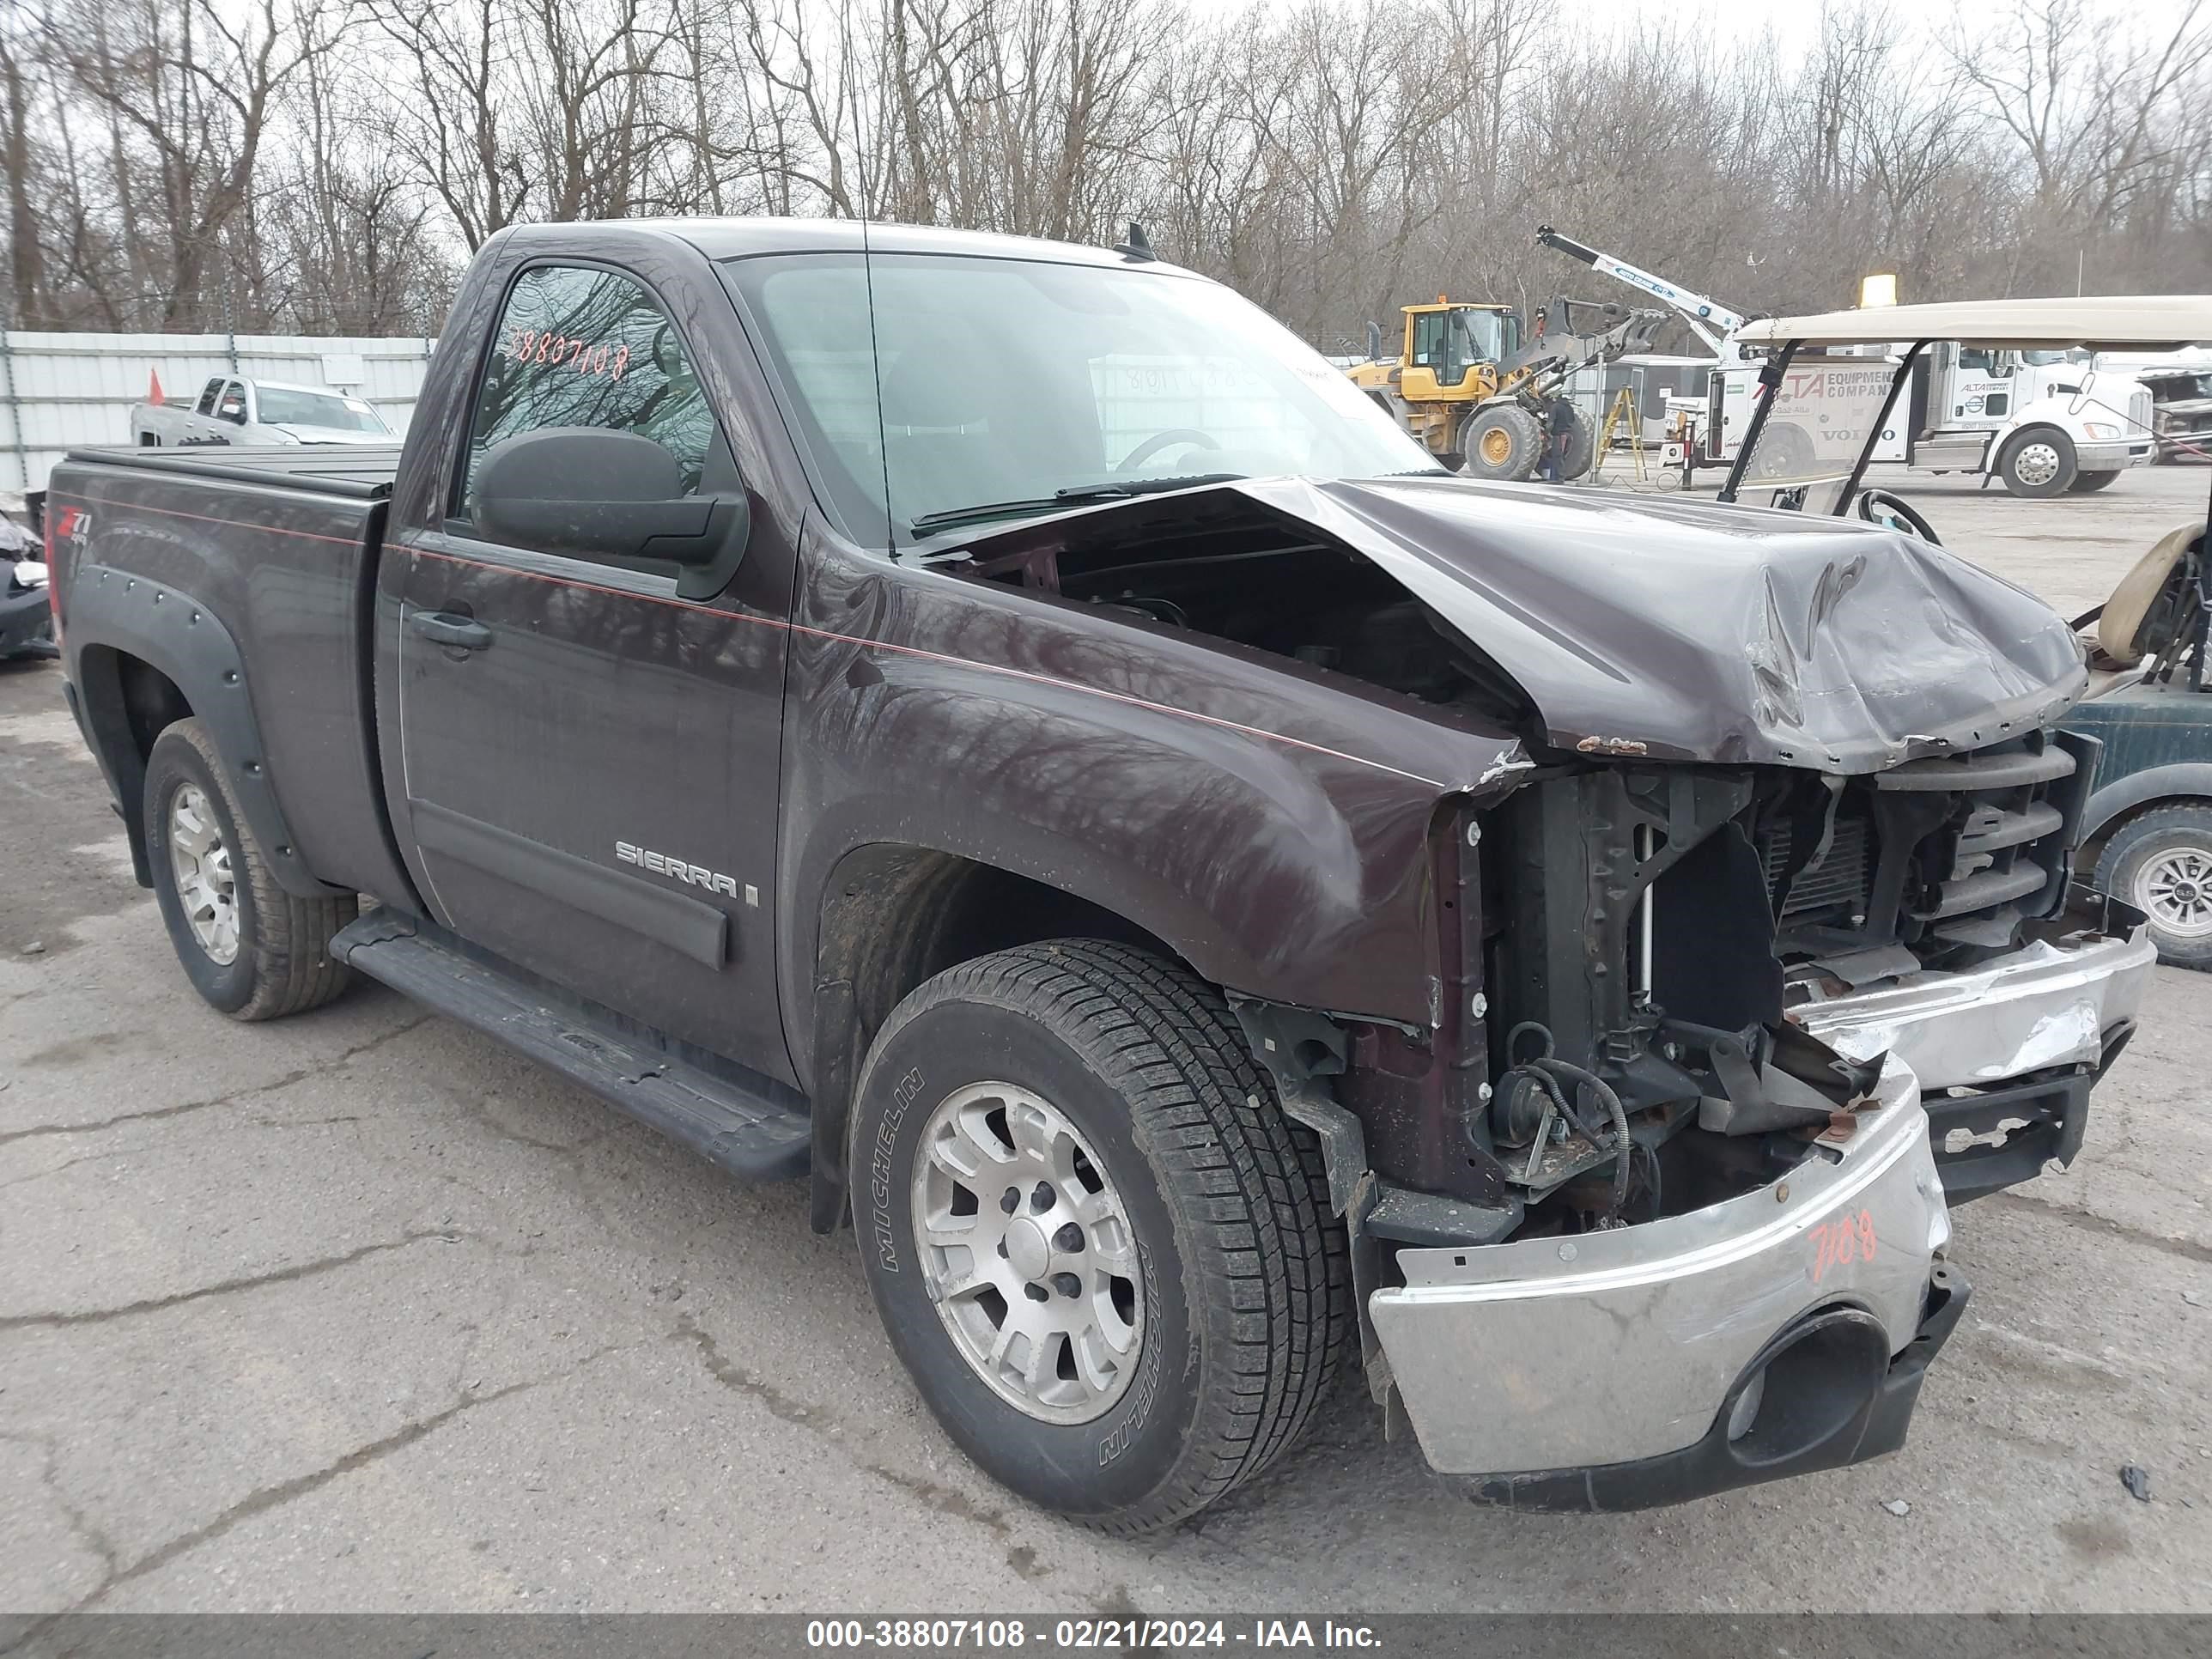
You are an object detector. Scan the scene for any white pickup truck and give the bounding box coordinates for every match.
[132,376,396,449]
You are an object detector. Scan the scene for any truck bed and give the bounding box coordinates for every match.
[48,442,414,908]
[73,441,404,500]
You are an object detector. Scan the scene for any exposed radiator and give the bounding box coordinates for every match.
[1765,817,1869,921]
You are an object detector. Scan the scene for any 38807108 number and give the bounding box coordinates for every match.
[805,1620,1032,1648]
[505,329,630,380]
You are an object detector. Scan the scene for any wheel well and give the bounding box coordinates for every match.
[817,845,1177,1048]
[72,645,192,885]
[1999,422,2068,459]
[2087,793,2212,867]
[805,844,1182,1231]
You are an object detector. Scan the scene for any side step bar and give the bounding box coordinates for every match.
[331,913,811,1182]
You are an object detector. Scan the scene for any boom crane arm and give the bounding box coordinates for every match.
[1535,226,1749,358]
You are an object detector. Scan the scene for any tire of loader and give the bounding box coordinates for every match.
[1462,404,1542,481]
[1555,403,1596,480]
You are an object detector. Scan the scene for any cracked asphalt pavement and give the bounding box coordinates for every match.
[3,467,2210,1616]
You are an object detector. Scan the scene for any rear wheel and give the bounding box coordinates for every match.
[2069,469,2123,493]
[1554,403,1596,480]
[2097,804,2212,969]
[1997,427,2077,497]
[1748,421,1815,482]
[143,718,357,1018]
[850,939,1350,1532]
[1461,404,1542,481]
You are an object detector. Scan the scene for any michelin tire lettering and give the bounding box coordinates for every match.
[873,1064,927,1272]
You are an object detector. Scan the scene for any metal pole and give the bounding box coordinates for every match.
[1717,340,1799,504]
[1832,343,1929,514]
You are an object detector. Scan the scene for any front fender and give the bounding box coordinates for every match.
[776,537,1529,1085]
[2081,763,2212,840]
[2002,395,2095,444]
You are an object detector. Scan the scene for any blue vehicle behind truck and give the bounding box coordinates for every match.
[2067,520,2212,968]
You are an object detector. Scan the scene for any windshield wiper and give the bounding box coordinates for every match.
[909,473,1244,537]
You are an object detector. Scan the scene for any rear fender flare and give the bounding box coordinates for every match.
[66,562,337,898]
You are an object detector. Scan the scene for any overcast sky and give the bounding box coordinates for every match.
[1174,0,1828,46]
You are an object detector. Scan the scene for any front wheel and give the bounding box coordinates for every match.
[850,940,1350,1533]
[2097,805,2212,969]
[143,718,357,1018]
[1461,404,1542,480]
[1997,427,2078,497]
[2069,469,2123,494]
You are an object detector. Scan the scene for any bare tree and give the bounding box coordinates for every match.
[0,0,2205,343]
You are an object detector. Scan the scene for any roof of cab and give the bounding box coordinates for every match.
[501,215,1200,275]
[1735,294,2212,350]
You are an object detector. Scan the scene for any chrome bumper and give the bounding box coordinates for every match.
[1369,1058,1947,1476]
[1790,926,2154,1092]
[2075,440,2156,470]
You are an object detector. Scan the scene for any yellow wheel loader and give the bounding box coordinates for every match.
[1349,297,1665,481]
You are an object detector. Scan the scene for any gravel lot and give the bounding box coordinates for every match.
[3,462,2209,1617]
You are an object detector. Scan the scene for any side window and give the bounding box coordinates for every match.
[217,382,248,423]
[1410,312,1444,368]
[196,378,224,416]
[460,264,714,517]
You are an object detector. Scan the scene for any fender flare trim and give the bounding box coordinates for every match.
[66,563,340,898]
[2082,763,2212,840]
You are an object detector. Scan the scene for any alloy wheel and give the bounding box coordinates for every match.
[2012,441,2062,488]
[168,781,240,963]
[911,1080,1144,1424]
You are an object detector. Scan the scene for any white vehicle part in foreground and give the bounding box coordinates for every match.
[1369,1057,1944,1475]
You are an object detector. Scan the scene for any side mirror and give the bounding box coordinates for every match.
[473,428,750,586]
[219,401,247,424]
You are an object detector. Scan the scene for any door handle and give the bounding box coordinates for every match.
[410,610,493,651]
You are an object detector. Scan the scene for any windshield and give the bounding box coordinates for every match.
[722,251,1437,547]
[254,386,387,432]
[1410,308,1504,383]
[1733,355,1899,503]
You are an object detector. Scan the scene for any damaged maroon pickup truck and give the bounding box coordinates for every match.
[46,219,2153,1531]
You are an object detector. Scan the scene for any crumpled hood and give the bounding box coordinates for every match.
[1237,474,2088,770]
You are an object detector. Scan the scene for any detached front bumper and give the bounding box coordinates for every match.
[1790,902,2154,1200]
[1369,1060,1955,1504]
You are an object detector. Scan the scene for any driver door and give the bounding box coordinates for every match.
[388,258,796,1079]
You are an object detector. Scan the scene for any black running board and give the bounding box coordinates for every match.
[331,914,811,1182]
